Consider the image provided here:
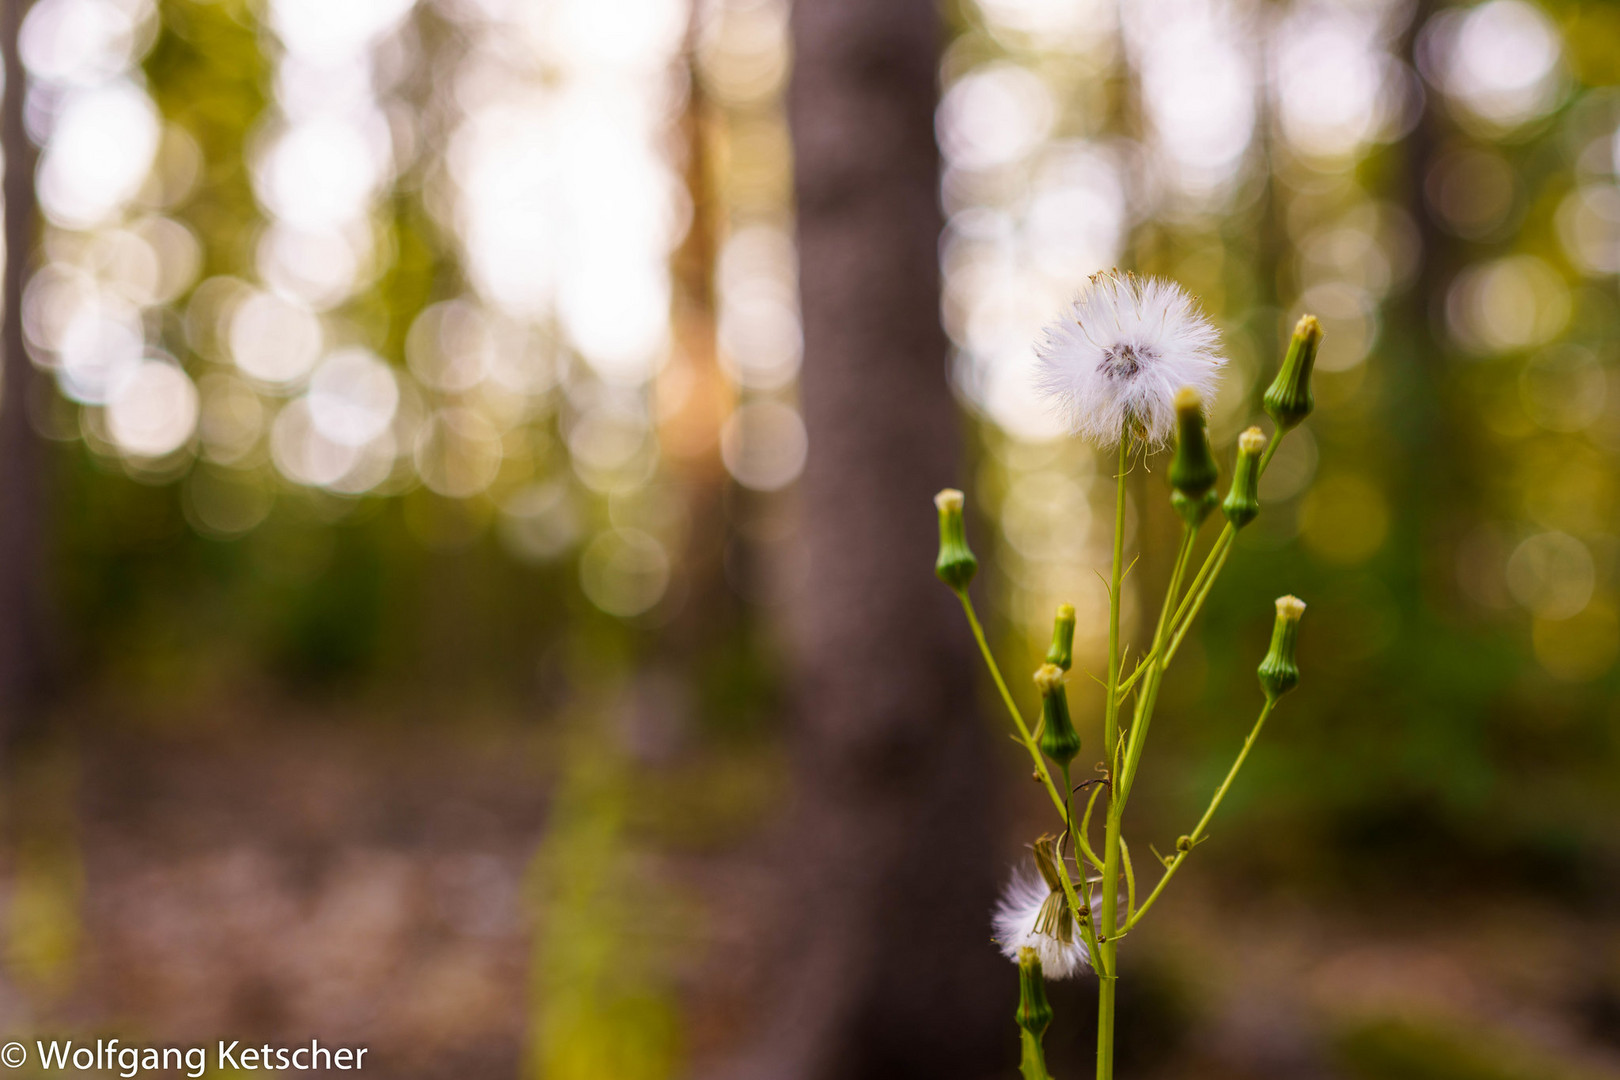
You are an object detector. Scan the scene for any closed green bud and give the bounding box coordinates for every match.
[1263,315,1322,431]
[1222,426,1267,529]
[1169,388,1218,523]
[1044,603,1075,671]
[1016,947,1053,1036]
[1034,664,1080,768]
[1171,486,1220,528]
[934,489,978,591]
[1257,595,1306,701]
[1015,947,1054,1080]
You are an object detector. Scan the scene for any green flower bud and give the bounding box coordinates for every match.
[1015,947,1054,1080]
[1016,947,1053,1037]
[934,489,977,591]
[1169,388,1218,523]
[1034,664,1080,769]
[1044,603,1075,671]
[1222,426,1267,529]
[1263,315,1322,431]
[1171,486,1220,528]
[1257,595,1306,701]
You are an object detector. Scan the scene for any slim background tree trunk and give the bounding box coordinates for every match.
[0,0,49,728]
[717,2,1008,1077]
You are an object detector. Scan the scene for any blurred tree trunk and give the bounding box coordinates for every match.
[0,0,49,726]
[724,2,1006,1078]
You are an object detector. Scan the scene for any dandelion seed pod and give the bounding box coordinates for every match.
[1263,315,1322,431]
[1222,426,1267,528]
[933,488,978,590]
[1034,270,1227,448]
[1258,595,1306,701]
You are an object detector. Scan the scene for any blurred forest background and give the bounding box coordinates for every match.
[0,0,1617,1078]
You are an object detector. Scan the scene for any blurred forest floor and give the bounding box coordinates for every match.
[0,705,1616,1080]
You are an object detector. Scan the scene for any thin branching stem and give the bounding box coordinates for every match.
[1129,697,1278,928]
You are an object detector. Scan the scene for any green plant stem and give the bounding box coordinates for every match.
[1077,782,1106,871]
[1103,434,1129,761]
[1096,974,1116,1080]
[1096,517,1196,1078]
[1094,430,1131,1080]
[1129,697,1277,929]
[1020,1030,1052,1080]
[956,591,1102,974]
[1116,524,1196,806]
[956,593,1071,824]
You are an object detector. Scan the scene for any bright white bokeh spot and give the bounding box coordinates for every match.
[256,117,387,231]
[975,0,1114,50]
[1273,6,1393,160]
[268,0,413,63]
[559,255,670,384]
[271,397,359,488]
[938,63,1055,171]
[21,0,154,88]
[106,359,198,458]
[717,226,802,391]
[49,286,146,405]
[540,0,686,71]
[1430,0,1563,130]
[256,224,364,310]
[230,290,324,387]
[39,81,161,228]
[1024,144,1126,277]
[306,348,399,447]
[720,400,807,492]
[1131,1,1255,196]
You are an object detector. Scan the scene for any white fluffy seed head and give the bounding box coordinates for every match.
[1034,270,1226,448]
[992,868,1091,979]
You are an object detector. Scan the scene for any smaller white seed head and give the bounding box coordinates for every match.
[935,488,964,513]
[1275,595,1306,622]
[1238,426,1266,454]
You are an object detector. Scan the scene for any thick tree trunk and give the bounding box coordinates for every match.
[0,0,49,725]
[720,2,1007,1077]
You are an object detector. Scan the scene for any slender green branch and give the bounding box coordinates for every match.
[1119,835,1137,921]
[1115,524,1197,807]
[956,591,1100,973]
[956,593,1071,823]
[1095,428,1131,1079]
[1128,697,1277,929]
[1077,782,1107,872]
[1102,435,1129,762]
[1161,539,1233,667]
